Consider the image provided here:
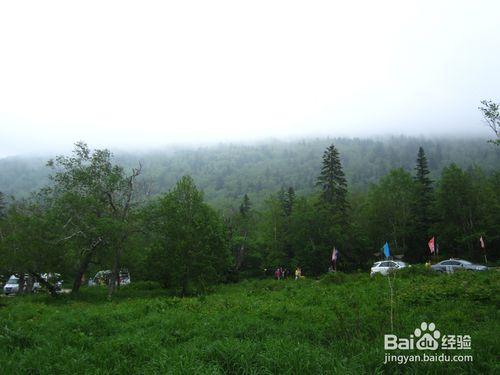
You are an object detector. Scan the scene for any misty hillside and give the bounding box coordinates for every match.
[0,136,498,209]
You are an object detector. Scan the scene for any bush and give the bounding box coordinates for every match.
[396,264,436,278]
[318,271,347,284]
[125,281,162,291]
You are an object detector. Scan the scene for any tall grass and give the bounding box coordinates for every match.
[0,271,498,374]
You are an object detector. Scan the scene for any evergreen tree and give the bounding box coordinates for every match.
[316,144,348,216]
[412,147,434,261]
[239,194,251,217]
[415,147,432,188]
[283,187,295,217]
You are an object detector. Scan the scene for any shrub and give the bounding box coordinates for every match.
[396,264,436,278]
[318,271,347,284]
[125,281,162,291]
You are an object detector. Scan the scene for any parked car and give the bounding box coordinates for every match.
[431,259,487,273]
[3,275,41,295]
[88,269,131,286]
[370,260,408,276]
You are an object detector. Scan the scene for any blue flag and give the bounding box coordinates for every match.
[383,242,390,258]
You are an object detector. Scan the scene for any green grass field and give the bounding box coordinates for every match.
[0,269,498,374]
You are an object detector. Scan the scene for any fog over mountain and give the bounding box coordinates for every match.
[1,1,499,157]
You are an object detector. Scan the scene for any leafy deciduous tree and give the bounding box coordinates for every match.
[479,100,500,146]
[147,176,229,295]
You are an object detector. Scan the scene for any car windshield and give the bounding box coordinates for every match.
[460,260,472,265]
[7,276,19,284]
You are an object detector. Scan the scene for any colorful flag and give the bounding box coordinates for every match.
[332,247,339,262]
[480,236,485,249]
[428,237,435,254]
[383,242,390,258]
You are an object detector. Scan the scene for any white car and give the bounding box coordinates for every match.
[3,275,41,295]
[370,260,407,276]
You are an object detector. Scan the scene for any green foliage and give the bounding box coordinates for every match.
[0,271,498,373]
[0,198,70,294]
[395,264,436,278]
[0,191,6,219]
[145,176,230,295]
[239,193,251,217]
[2,137,499,208]
[0,138,499,293]
[364,168,417,257]
[479,100,500,146]
[45,142,142,293]
[435,165,478,258]
[316,143,348,217]
[0,142,144,295]
[412,147,435,261]
[318,271,348,284]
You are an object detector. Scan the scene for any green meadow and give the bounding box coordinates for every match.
[0,269,498,374]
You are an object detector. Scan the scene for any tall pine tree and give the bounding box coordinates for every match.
[412,147,434,261]
[316,144,348,216]
[239,194,251,217]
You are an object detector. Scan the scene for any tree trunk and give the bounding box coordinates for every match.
[72,251,94,293]
[181,265,190,297]
[235,231,248,271]
[26,275,34,294]
[18,273,25,295]
[72,238,102,293]
[108,248,122,298]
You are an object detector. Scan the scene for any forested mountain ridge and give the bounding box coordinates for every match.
[1,136,498,208]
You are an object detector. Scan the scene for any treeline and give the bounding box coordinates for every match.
[1,136,499,209]
[0,141,498,296]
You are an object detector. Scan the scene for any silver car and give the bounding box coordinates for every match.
[431,259,487,273]
[370,260,408,276]
[3,275,41,295]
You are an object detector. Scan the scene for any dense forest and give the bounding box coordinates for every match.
[0,137,498,296]
[1,136,499,209]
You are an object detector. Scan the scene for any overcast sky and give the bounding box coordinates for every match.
[1,1,499,157]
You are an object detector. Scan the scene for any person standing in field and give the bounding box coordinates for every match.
[275,268,281,280]
[295,267,301,280]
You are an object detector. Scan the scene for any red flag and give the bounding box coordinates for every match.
[480,236,485,249]
[428,237,435,254]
